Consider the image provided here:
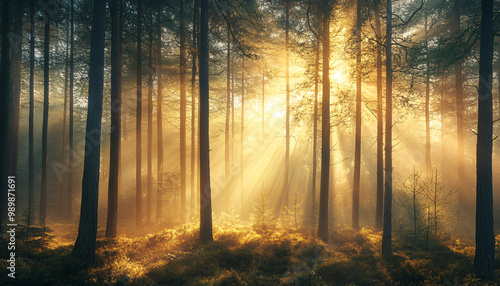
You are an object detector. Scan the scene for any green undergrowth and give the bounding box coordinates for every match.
[0,223,496,285]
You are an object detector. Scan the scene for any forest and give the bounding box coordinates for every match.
[0,0,499,284]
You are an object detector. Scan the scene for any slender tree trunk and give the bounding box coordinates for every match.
[352,0,362,231]
[28,0,35,227]
[262,69,265,136]
[40,11,50,226]
[10,0,22,186]
[312,41,319,225]
[72,0,106,262]
[317,4,330,242]
[106,0,122,238]
[199,0,213,243]
[180,0,187,223]
[374,0,383,231]
[284,2,290,210]
[472,0,494,280]
[241,57,245,217]
[136,0,143,225]
[441,76,445,183]
[454,0,465,210]
[190,0,198,220]
[156,2,164,221]
[61,8,70,217]
[0,0,13,241]
[382,0,393,258]
[225,22,231,206]
[68,0,75,222]
[425,10,431,174]
[146,16,153,224]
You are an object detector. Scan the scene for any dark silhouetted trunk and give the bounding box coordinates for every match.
[61,7,69,217]
[146,16,153,224]
[317,3,330,242]
[425,11,431,174]
[284,2,290,209]
[156,2,164,221]
[454,0,465,210]
[225,23,230,203]
[72,0,106,262]
[312,41,319,224]
[190,0,198,220]
[136,0,143,225]
[10,0,22,183]
[40,10,50,226]
[106,0,122,238]
[262,69,265,136]
[28,0,35,227]
[68,0,75,222]
[0,0,13,241]
[382,0,393,258]
[374,0,383,230]
[199,0,213,243]
[352,0,362,231]
[180,0,187,223]
[472,0,494,280]
[241,58,245,217]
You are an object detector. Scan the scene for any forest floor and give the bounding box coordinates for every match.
[0,221,497,285]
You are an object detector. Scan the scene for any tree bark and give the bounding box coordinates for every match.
[156,2,164,221]
[374,0,383,231]
[106,0,122,238]
[68,0,75,222]
[72,0,106,262]
[317,2,330,242]
[0,0,13,241]
[180,0,187,223]
[28,0,35,227]
[312,40,319,225]
[453,0,465,210]
[190,0,199,220]
[10,0,22,186]
[61,6,70,217]
[472,0,495,280]
[146,15,153,224]
[382,0,393,258]
[352,0,362,231]
[136,0,143,226]
[425,10,431,175]
[40,10,50,226]
[241,57,245,217]
[199,0,213,243]
[225,22,231,207]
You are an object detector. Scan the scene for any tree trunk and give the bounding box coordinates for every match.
[72,0,106,262]
[425,10,431,175]
[28,0,35,227]
[241,57,245,217]
[382,0,393,258]
[0,0,13,241]
[374,0,383,231]
[190,0,198,220]
[61,7,70,218]
[352,0,362,231]
[199,0,213,243]
[312,40,319,225]
[472,0,494,280]
[146,16,153,224]
[40,11,50,226]
[156,2,164,221]
[180,0,187,223]
[10,0,22,186]
[106,0,122,238]
[317,3,330,242]
[68,0,75,222]
[262,69,265,137]
[454,0,465,211]
[136,0,143,226]
[225,22,231,207]
[284,2,290,210]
